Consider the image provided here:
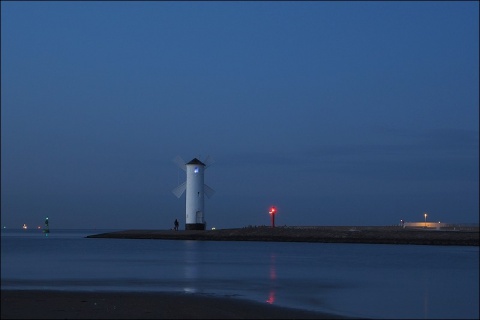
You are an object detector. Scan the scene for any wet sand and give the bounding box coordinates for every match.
[86,226,479,246]
[1,290,351,319]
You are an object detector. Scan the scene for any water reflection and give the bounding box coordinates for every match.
[423,270,429,319]
[183,241,199,293]
[266,253,276,304]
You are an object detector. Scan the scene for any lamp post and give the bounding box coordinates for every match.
[269,206,277,228]
[424,213,427,228]
[43,217,49,234]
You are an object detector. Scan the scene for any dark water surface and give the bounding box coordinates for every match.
[1,229,478,319]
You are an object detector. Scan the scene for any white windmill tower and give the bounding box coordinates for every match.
[172,156,215,230]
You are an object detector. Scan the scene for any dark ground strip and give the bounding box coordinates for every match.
[86,226,479,246]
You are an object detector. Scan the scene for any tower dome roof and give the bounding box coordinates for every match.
[187,158,205,166]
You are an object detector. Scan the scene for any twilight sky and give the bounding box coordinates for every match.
[1,1,478,230]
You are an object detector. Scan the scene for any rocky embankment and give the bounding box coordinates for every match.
[86,226,479,246]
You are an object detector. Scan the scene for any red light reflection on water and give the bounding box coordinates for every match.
[266,254,276,304]
[266,290,275,304]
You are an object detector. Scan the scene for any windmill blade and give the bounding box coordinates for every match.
[173,155,186,171]
[204,184,215,198]
[204,155,214,169]
[172,181,186,198]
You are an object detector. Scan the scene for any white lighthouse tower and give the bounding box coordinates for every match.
[172,156,214,230]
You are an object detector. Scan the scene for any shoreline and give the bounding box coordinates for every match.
[86,226,479,246]
[1,289,353,319]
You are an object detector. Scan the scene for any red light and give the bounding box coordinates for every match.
[269,206,276,214]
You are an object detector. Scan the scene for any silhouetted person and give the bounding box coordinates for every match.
[174,219,179,231]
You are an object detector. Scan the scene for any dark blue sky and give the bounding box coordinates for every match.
[1,1,478,229]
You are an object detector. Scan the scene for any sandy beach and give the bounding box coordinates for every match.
[1,290,351,319]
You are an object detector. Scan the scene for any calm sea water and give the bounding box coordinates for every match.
[1,229,478,319]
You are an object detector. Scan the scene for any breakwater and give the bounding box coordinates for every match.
[86,226,479,246]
